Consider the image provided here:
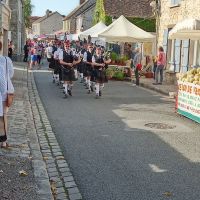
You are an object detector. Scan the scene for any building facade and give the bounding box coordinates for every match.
[32,10,64,35]
[9,0,25,61]
[159,0,200,74]
[0,0,11,56]
[63,0,96,34]
[63,0,153,34]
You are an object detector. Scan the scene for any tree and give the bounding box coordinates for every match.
[93,0,106,25]
[23,0,34,28]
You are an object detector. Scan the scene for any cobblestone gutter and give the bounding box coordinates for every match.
[28,72,82,200]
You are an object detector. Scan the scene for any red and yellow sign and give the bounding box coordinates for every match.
[177,81,200,123]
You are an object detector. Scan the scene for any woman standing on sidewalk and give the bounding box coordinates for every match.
[153,46,166,85]
[0,41,14,148]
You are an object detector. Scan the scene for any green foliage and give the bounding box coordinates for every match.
[110,52,118,61]
[105,15,112,26]
[93,0,106,25]
[127,17,156,32]
[24,0,34,28]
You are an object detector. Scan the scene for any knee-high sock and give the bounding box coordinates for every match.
[55,74,59,82]
[100,84,104,91]
[95,83,100,95]
[68,83,73,91]
[88,79,91,90]
[80,73,83,79]
[64,83,68,94]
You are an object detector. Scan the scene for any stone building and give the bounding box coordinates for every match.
[158,0,200,76]
[63,0,153,34]
[63,0,96,34]
[32,10,64,35]
[9,0,25,61]
[0,0,11,56]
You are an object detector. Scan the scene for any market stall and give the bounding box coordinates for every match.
[169,18,200,123]
[177,69,200,123]
[79,21,107,46]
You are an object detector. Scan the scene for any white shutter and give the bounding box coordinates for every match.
[174,39,181,72]
[181,40,190,73]
[163,29,168,53]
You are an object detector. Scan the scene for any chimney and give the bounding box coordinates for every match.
[46,9,50,17]
[80,0,85,5]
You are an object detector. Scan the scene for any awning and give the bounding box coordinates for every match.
[169,18,200,40]
[98,15,155,43]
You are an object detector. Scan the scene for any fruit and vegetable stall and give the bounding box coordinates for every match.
[177,68,200,123]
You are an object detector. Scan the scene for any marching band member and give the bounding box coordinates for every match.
[83,44,94,94]
[92,46,111,99]
[53,41,62,85]
[59,41,80,98]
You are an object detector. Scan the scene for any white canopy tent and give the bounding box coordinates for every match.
[98,15,155,43]
[169,18,200,40]
[79,21,107,39]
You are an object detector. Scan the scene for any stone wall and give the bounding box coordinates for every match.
[40,12,63,34]
[158,0,200,46]
[64,0,96,33]
[9,0,24,61]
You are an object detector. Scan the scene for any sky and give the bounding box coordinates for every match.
[31,0,80,16]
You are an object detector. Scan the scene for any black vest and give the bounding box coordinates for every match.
[63,50,73,63]
[94,55,104,64]
[87,51,93,63]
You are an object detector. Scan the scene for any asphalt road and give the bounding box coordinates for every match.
[34,67,200,200]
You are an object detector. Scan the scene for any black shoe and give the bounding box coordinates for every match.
[53,79,55,83]
[99,91,102,96]
[158,82,162,85]
[87,90,91,94]
[63,94,68,99]
[153,83,158,85]
[68,90,72,96]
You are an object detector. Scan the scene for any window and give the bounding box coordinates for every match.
[170,0,181,6]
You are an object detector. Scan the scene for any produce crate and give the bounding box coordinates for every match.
[177,81,200,123]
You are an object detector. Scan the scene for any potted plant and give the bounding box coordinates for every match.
[111,52,118,64]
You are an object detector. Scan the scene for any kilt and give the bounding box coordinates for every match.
[77,62,85,73]
[47,57,55,69]
[54,60,60,74]
[84,65,93,77]
[62,66,75,81]
[95,69,108,83]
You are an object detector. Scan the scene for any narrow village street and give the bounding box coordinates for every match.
[1,0,200,199]
[33,64,200,200]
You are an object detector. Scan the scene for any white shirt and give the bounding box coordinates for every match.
[59,50,72,61]
[0,56,14,116]
[46,46,53,58]
[54,48,62,60]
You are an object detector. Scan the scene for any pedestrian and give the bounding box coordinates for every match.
[152,56,157,80]
[29,46,38,70]
[153,46,166,85]
[0,41,14,148]
[8,41,13,60]
[133,47,142,86]
[23,41,29,62]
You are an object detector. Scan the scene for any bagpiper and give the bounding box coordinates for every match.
[59,41,80,98]
[92,46,111,99]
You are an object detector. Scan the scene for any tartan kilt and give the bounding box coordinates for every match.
[62,67,75,81]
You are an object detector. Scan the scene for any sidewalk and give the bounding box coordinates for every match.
[5,62,83,200]
[0,67,41,199]
[131,76,177,97]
